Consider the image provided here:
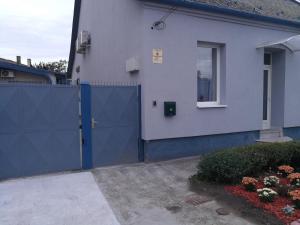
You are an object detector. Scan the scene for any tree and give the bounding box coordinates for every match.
[34,60,68,73]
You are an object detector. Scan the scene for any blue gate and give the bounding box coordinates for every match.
[81,84,141,168]
[0,82,141,180]
[0,83,81,180]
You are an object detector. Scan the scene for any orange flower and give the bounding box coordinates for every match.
[289,190,300,201]
[288,173,300,182]
[278,165,294,174]
[242,177,258,185]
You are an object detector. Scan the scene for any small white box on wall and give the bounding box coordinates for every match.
[126,57,140,73]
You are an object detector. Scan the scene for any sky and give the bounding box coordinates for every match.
[0,0,75,64]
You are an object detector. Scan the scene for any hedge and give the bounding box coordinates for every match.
[197,142,300,184]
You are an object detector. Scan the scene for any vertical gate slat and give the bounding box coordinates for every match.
[80,83,93,169]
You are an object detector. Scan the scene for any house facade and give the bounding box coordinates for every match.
[69,0,300,161]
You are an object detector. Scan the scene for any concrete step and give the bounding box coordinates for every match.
[256,136,293,143]
[260,128,283,139]
[258,128,293,143]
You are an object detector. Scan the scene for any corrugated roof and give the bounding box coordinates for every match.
[189,0,300,22]
[0,58,17,64]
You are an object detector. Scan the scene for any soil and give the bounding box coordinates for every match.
[189,177,284,225]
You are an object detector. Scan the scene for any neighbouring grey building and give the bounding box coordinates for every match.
[0,57,57,84]
[68,0,300,161]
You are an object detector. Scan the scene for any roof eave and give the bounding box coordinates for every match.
[67,0,81,79]
[143,0,300,28]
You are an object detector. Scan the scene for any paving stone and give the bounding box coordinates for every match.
[216,208,230,216]
[93,157,257,225]
[165,205,182,214]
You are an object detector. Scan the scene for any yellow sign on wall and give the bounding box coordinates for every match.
[152,48,163,64]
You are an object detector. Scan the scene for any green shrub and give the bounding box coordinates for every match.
[197,142,300,184]
[291,147,300,169]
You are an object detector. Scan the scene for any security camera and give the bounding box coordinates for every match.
[151,20,166,30]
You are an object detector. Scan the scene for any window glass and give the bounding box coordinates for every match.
[263,70,269,120]
[197,46,218,102]
[264,53,271,65]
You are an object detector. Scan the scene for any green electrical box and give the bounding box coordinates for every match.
[164,102,176,117]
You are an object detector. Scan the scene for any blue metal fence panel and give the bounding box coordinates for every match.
[90,85,139,167]
[0,84,81,180]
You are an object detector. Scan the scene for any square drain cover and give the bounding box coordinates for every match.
[185,195,213,206]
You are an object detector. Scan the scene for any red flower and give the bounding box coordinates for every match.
[225,178,300,225]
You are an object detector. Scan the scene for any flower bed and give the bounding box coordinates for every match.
[225,166,300,225]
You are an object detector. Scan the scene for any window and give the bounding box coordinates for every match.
[197,43,221,106]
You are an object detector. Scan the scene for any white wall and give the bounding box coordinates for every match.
[72,0,144,84]
[72,1,300,141]
[141,6,300,140]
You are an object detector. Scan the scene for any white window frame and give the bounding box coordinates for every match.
[197,43,222,108]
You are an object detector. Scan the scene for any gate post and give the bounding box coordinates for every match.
[138,85,144,162]
[80,82,93,169]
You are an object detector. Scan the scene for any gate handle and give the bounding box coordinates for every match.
[91,118,98,129]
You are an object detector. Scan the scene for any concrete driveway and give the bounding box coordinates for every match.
[0,172,120,225]
[93,157,257,225]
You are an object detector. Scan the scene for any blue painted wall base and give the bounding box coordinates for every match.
[143,131,259,162]
[284,127,300,140]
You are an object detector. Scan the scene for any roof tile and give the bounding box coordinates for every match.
[189,0,300,22]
